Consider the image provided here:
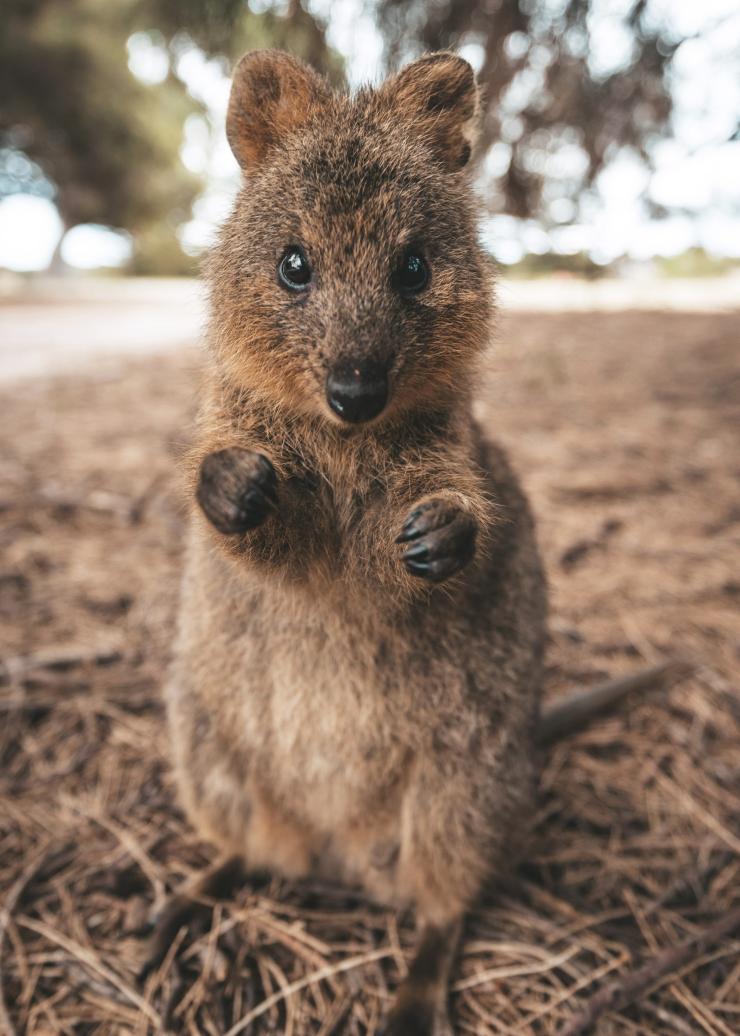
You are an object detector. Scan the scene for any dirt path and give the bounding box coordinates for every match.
[0,279,205,380]
[1,309,738,1034]
[2,273,738,380]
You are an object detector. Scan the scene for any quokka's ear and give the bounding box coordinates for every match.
[226,50,332,170]
[381,52,479,172]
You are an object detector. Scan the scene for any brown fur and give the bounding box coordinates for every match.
[166,49,547,1034]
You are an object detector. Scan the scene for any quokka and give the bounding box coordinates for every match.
[148,49,676,1034]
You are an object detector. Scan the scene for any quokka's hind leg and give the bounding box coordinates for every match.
[380,748,516,1035]
[382,917,462,1036]
[138,855,246,982]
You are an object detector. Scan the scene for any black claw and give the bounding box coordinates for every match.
[404,559,435,578]
[398,498,477,583]
[402,542,430,561]
[397,503,437,541]
[404,557,457,583]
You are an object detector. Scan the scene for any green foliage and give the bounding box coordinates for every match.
[137,0,247,54]
[142,0,345,84]
[502,251,612,279]
[0,0,343,272]
[657,248,740,279]
[128,221,199,276]
[0,0,201,231]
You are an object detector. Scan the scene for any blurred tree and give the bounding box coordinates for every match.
[0,0,201,264]
[144,0,344,82]
[375,0,678,221]
[0,0,342,272]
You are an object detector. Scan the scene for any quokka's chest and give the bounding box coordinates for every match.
[287,447,390,526]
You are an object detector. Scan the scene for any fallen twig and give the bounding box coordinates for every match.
[222,946,394,1036]
[18,916,160,1025]
[0,642,123,684]
[556,904,740,1035]
[0,840,56,1036]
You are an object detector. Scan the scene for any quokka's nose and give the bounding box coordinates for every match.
[326,358,389,424]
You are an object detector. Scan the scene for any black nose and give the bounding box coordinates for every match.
[326,359,389,424]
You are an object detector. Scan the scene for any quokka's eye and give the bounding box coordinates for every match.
[396,251,430,294]
[278,247,312,291]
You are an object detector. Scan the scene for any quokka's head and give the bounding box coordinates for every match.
[208,49,494,428]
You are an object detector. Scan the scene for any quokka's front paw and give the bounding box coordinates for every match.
[197,447,277,535]
[397,497,477,583]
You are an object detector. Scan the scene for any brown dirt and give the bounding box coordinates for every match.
[1,309,739,1035]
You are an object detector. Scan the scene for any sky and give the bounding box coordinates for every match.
[0,0,738,272]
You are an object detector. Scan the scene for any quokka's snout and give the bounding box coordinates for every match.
[325,356,391,424]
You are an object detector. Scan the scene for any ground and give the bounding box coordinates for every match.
[1,302,739,1034]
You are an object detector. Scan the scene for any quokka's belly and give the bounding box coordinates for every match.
[260,657,409,820]
[173,673,409,896]
[175,547,440,899]
[242,771,410,905]
[231,639,413,892]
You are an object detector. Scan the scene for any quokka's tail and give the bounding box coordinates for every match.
[538,660,692,745]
